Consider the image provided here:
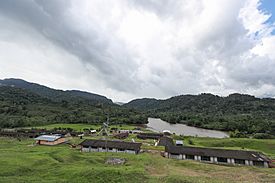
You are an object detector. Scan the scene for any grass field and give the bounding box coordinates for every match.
[28,123,143,131]
[1,137,275,183]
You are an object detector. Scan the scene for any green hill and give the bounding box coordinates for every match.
[0,86,147,128]
[0,78,113,104]
[124,93,275,137]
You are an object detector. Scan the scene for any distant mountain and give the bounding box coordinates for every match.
[0,78,113,104]
[124,98,160,110]
[114,102,125,106]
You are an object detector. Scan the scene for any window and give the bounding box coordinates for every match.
[201,156,211,161]
[186,154,195,160]
[234,159,245,165]
[253,161,265,167]
[217,157,228,163]
[109,148,113,151]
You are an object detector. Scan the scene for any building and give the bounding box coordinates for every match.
[137,133,163,140]
[165,145,271,168]
[175,140,184,146]
[118,130,130,134]
[35,134,67,145]
[80,139,142,154]
[163,130,172,135]
[117,130,143,134]
[131,130,143,134]
[113,132,129,139]
[157,136,174,147]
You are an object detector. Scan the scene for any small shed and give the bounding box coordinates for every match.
[35,134,66,145]
[90,130,97,134]
[176,140,184,146]
[157,136,174,147]
[114,132,129,139]
[163,130,172,136]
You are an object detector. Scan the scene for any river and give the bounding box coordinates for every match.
[147,118,229,138]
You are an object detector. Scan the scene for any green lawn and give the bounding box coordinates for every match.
[1,137,275,183]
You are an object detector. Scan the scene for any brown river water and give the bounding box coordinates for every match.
[147,118,229,138]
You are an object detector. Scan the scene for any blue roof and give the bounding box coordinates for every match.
[35,135,61,142]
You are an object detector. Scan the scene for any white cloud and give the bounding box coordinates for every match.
[0,0,275,102]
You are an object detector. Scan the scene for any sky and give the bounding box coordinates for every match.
[0,0,275,102]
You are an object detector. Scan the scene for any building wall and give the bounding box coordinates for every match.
[37,138,66,145]
[81,146,138,154]
[169,154,182,159]
[167,153,269,168]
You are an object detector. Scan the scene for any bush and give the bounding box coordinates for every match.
[253,133,275,139]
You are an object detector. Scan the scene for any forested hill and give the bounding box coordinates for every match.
[124,93,275,137]
[124,93,275,114]
[0,78,113,104]
[0,86,147,128]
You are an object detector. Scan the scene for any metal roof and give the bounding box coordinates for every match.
[80,139,142,151]
[165,146,271,162]
[34,134,62,142]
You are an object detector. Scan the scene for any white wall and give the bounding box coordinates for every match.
[82,146,138,154]
[167,153,269,168]
[170,154,182,160]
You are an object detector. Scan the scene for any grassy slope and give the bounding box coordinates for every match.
[1,137,275,183]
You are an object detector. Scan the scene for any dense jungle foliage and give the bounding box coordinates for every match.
[124,94,275,138]
[0,86,147,128]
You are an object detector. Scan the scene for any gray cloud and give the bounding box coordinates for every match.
[0,0,139,92]
[0,0,275,102]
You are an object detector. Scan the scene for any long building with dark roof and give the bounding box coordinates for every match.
[157,136,174,147]
[137,133,163,140]
[79,139,142,154]
[165,145,271,168]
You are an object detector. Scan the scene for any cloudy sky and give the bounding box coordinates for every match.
[0,0,275,102]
